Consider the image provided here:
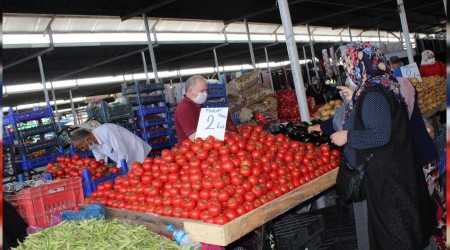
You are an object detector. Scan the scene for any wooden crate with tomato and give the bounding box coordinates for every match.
[81,168,338,246]
[80,124,341,246]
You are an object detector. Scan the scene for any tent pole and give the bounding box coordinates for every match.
[278,0,310,122]
[307,24,320,78]
[244,18,257,70]
[143,13,160,83]
[397,0,415,64]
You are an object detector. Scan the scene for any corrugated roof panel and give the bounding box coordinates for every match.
[3,16,51,33]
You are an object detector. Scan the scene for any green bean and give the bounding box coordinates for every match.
[12,219,182,250]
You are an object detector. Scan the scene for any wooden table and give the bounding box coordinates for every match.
[80,168,338,246]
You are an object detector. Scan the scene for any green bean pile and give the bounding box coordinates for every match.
[13,219,181,250]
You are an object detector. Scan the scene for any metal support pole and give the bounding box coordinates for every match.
[306,24,320,78]
[141,51,150,84]
[444,0,447,16]
[50,81,61,130]
[397,0,415,64]
[213,48,221,81]
[348,26,353,43]
[303,46,312,85]
[264,47,274,91]
[37,56,50,104]
[277,0,310,122]
[69,90,78,125]
[244,18,256,70]
[143,13,160,83]
[377,29,382,44]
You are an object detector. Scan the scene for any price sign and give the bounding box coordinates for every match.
[195,107,229,141]
[400,62,422,82]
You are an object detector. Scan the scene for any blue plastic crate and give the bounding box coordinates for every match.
[150,139,174,150]
[3,129,14,147]
[20,124,54,138]
[130,95,165,105]
[3,115,13,126]
[15,107,53,123]
[136,118,167,128]
[25,138,59,153]
[124,83,163,94]
[22,152,65,171]
[88,103,133,123]
[134,106,167,117]
[207,83,227,99]
[205,101,228,108]
[81,160,129,197]
[146,129,171,139]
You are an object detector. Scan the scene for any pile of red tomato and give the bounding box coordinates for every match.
[46,155,121,180]
[86,124,340,225]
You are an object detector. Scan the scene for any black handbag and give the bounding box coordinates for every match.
[336,153,373,204]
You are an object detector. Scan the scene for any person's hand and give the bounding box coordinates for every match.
[336,86,354,102]
[330,130,348,146]
[307,124,322,135]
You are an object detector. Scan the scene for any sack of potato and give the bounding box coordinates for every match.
[228,70,262,92]
[313,99,344,121]
[409,76,446,114]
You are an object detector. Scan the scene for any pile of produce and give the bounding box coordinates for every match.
[409,76,446,114]
[277,121,332,146]
[276,91,317,123]
[227,71,278,124]
[12,218,180,250]
[313,99,344,121]
[45,155,121,180]
[276,90,301,123]
[86,124,340,225]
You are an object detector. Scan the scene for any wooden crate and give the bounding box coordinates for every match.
[81,168,338,246]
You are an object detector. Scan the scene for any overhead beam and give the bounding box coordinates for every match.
[158,43,229,65]
[120,0,178,21]
[295,0,392,25]
[223,0,309,24]
[49,47,149,82]
[332,1,444,30]
[4,24,55,70]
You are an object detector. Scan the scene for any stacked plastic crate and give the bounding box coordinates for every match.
[8,103,65,176]
[3,114,19,183]
[87,100,135,131]
[205,82,227,108]
[122,81,176,157]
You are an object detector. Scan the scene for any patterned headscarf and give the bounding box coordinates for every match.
[340,42,403,102]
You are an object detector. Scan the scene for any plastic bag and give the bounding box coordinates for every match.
[61,203,105,221]
[27,212,63,234]
[332,105,346,131]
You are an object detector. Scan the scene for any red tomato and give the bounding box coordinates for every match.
[208,203,223,217]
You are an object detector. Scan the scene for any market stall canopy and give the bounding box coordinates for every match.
[3,0,446,111]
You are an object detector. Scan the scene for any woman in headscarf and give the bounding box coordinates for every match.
[305,76,328,105]
[330,42,435,249]
[419,50,446,78]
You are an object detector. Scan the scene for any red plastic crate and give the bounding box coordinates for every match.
[3,177,84,226]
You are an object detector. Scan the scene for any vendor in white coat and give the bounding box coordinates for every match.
[71,123,151,168]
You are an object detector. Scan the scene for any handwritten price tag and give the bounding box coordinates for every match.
[400,62,422,82]
[195,107,229,141]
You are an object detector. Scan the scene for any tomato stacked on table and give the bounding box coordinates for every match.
[86,124,340,225]
[46,155,121,180]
